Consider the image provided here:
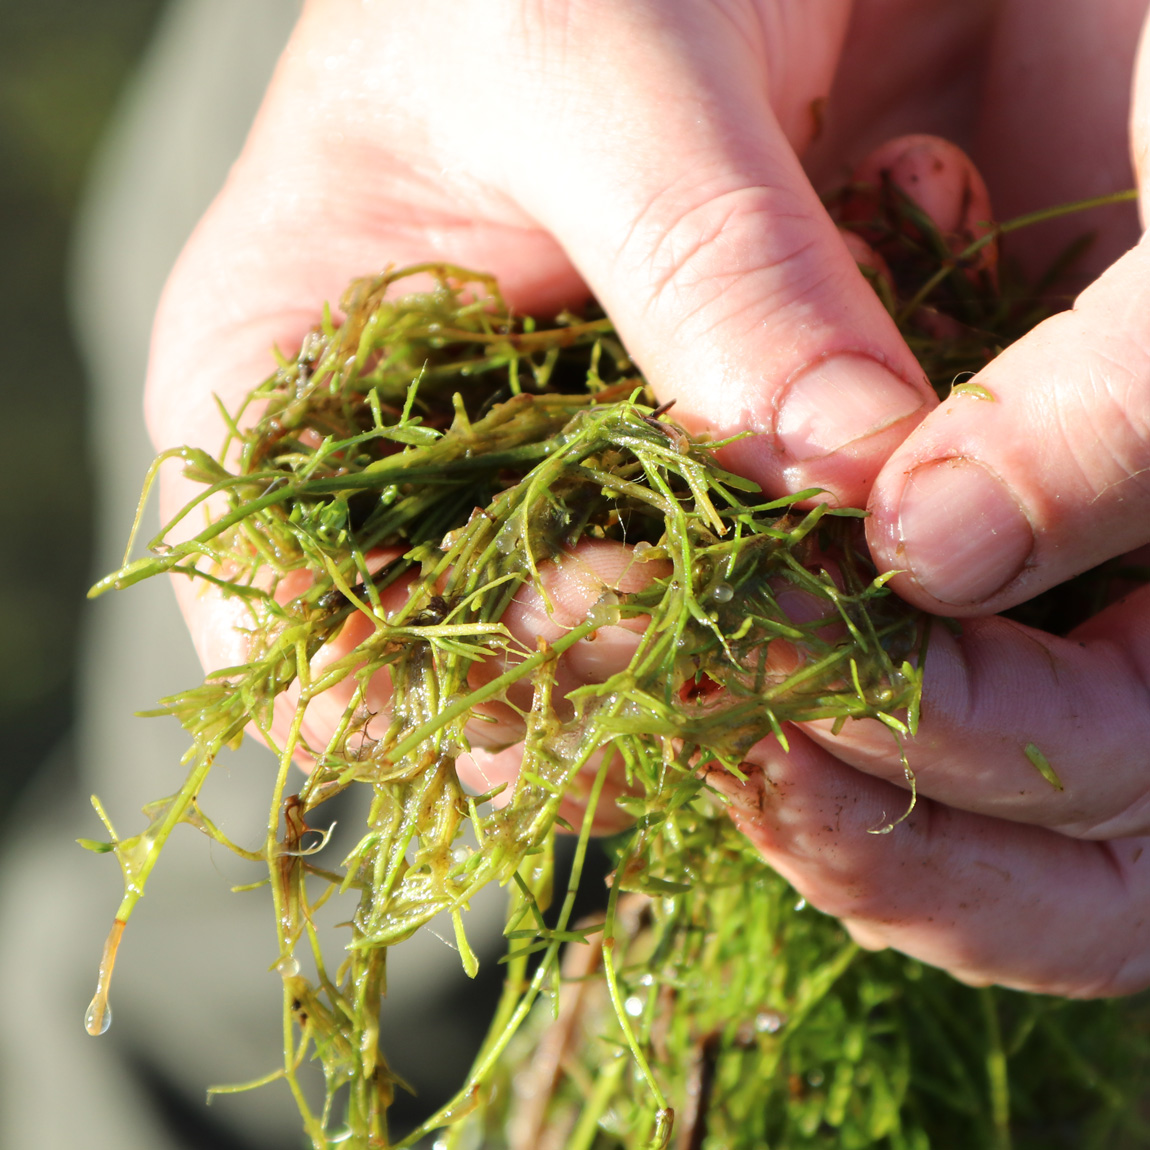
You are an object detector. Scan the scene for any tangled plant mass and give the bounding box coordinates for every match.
[84,184,1150,1149]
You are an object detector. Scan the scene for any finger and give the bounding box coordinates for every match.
[1137,8,1150,228]
[458,743,634,835]
[843,134,997,272]
[707,727,1150,996]
[837,228,893,286]
[798,586,1150,839]
[866,232,1150,612]
[975,0,1145,284]
[463,540,668,740]
[233,540,662,767]
[506,4,936,508]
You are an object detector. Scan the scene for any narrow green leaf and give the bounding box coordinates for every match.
[1025,742,1064,790]
[76,838,115,854]
[951,382,996,401]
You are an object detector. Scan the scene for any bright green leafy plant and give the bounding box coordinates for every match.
[84,185,1150,1149]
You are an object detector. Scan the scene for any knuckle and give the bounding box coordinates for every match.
[617,179,831,339]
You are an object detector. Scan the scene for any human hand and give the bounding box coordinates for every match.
[718,4,1150,998]
[145,0,1150,996]
[148,0,947,928]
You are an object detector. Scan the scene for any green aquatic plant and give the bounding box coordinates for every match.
[83,186,1150,1149]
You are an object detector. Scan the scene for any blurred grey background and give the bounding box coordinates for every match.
[0,0,161,806]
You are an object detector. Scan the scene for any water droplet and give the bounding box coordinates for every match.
[711,582,734,603]
[85,996,111,1036]
[638,973,655,987]
[590,592,621,629]
[624,995,644,1018]
[807,1068,825,1088]
[755,1010,785,1034]
[276,955,301,977]
[85,917,124,1036]
[452,847,470,864]
[794,897,807,912]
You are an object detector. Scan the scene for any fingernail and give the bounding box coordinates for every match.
[898,458,1032,605]
[776,355,926,462]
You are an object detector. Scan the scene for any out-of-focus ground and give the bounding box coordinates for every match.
[0,0,162,799]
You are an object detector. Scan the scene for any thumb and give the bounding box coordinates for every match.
[866,241,1150,613]
[498,2,934,508]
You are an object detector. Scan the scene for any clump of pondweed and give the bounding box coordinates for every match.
[83,185,1149,1150]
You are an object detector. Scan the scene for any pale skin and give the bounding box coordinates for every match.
[148,0,1150,996]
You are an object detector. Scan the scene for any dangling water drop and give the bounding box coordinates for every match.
[84,917,125,1037]
[711,582,734,603]
[85,996,112,1036]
